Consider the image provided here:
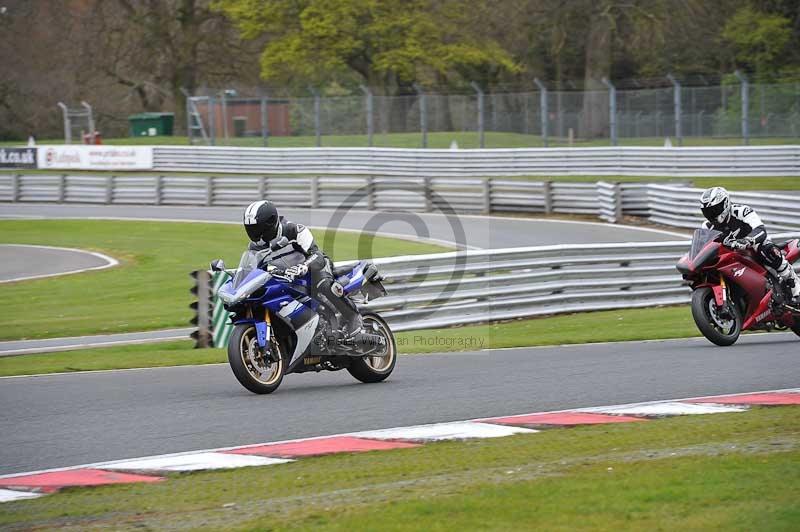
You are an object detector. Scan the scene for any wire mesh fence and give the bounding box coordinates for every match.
[186,77,800,148]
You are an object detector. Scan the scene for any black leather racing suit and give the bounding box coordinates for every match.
[251,217,360,329]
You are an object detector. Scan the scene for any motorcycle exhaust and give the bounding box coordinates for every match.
[345,332,388,356]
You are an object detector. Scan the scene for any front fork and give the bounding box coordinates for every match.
[712,277,727,307]
[711,276,740,321]
[254,310,280,362]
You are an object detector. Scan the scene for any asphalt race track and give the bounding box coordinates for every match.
[0,204,685,249]
[0,244,112,283]
[0,203,735,478]
[1,333,797,475]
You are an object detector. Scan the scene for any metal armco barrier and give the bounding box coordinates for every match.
[190,236,794,342]
[361,240,693,331]
[647,184,800,231]
[4,174,795,232]
[150,146,800,177]
[0,173,677,219]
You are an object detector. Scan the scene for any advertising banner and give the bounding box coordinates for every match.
[0,147,37,168]
[38,145,154,170]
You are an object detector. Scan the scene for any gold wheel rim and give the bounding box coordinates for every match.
[363,317,394,373]
[240,327,283,385]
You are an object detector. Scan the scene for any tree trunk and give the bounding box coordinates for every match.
[581,7,613,139]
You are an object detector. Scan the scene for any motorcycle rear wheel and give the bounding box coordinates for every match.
[347,314,396,383]
[691,287,742,346]
[228,324,285,394]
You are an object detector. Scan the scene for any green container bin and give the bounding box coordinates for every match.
[128,112,175,137]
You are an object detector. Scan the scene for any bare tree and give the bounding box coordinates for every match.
[88,0,261,133]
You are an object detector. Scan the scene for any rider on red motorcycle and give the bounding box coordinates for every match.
[700,186,800,306]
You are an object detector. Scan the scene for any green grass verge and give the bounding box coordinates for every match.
[2,131,799,148]
[0,305,700,377]
[0,220,448,341]
[2,406,797,530]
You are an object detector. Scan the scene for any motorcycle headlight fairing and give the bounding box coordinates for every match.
[218,271,271,306]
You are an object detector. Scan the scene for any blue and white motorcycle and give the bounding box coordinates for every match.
[211,237,395,394]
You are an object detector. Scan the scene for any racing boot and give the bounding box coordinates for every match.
[338,301,363,338]
[325,280,363,337]
[777,260,800,309]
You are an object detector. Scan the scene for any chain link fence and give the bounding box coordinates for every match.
[186,76,800,148]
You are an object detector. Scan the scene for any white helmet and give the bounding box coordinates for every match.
[700,187,731,224]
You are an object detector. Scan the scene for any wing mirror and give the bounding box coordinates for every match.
[210,259,226,272]
[270,236,289,251]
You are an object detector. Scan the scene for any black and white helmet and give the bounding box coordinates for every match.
[243,200,280,245]
[700,187,731,225]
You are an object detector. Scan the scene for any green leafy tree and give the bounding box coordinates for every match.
[214,0,518,92]
[723,5,793,80]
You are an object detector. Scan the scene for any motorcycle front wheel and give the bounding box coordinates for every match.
[228,324,285,394]
[347,313,397,383]
[691,287,742,346]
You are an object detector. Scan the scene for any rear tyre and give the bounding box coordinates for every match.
[228,324,285,394]
[347,314,396,383]
[691,287,742,346]
[791,322,800,338]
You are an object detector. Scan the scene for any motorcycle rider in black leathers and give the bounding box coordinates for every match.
[243,200,363,336]
[700,186,800,305]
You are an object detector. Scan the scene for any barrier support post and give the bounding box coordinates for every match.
[155,175,163,205]
[11,174,19,202]
[367,176,375,210]
[58,174,66,203]
[482,178,492,214]
[105,175,114,204]
[424,176,432,211]
[258,176,267,199]
[543,181,553,214]
[310,176,320,208]
[205,176,214,206]
[613,182,623,223]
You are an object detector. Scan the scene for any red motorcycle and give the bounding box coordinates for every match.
[677,228,800,346]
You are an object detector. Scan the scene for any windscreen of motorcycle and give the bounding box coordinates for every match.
[688,228,722,260]
[232,249,271,289]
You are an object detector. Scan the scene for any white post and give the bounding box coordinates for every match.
[58,102,71,144]
[667,74,682,146]
[735,70,749,145]
[533,78,548,147]
[601,78,617,146]
[359,85,373,147]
